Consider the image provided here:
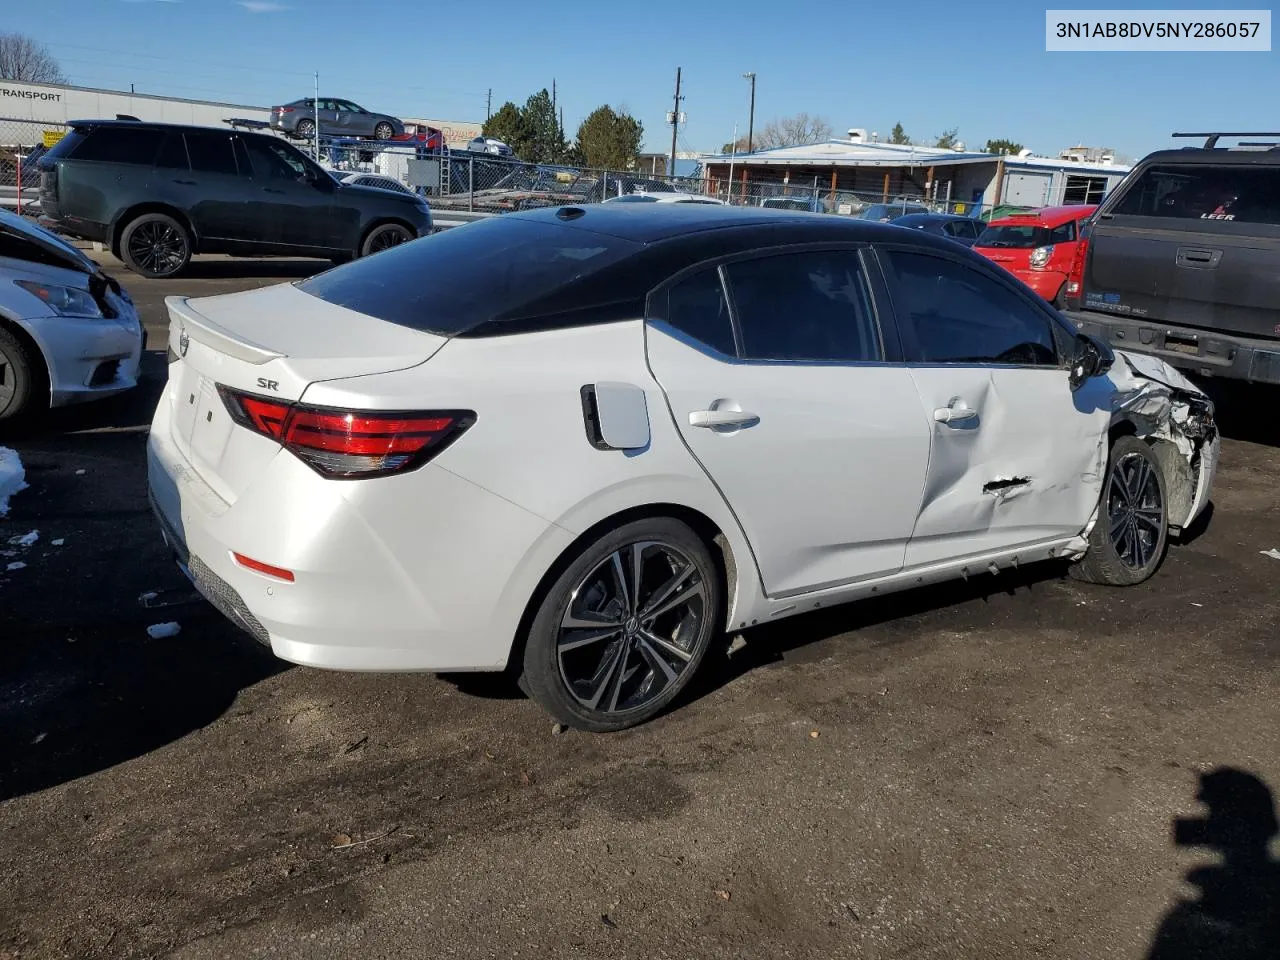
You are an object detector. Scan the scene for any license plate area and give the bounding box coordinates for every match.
[1163,330,1200,356]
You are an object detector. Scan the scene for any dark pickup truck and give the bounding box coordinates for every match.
[1064,132,1280,385]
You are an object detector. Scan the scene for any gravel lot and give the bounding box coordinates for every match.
[2,255,1278,960]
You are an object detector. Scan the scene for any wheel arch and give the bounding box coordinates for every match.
[110,203,198,258]
[504,502,746,677]
[358,220,417,257]
[0,315,52,409]
[1107,416,1195,532]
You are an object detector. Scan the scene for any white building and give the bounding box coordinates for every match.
[0,79,269,145]
[699,133,1133,213]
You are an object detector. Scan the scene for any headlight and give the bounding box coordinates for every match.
[14,280,104,318]
[1029,245,1054,269]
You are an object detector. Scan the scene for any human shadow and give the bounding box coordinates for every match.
[1147,767,1280,960]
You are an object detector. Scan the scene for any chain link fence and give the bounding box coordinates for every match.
[0,117,67,214]
[1,115,1036,227]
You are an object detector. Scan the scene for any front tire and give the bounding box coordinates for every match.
[0,327,44,422]
[120,213,191,279]
[520,517,723,732]
[358,223,414,258]
[1071,436,1169,586]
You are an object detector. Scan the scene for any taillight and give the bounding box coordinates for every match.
[217,386,475,480]
[275,106,294,114]
[1066,238,1090,298]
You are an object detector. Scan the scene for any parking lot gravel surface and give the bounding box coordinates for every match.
[1,255,1278,960]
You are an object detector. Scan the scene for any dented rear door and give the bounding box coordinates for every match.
[874,244,1111,568]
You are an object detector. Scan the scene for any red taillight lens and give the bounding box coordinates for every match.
[275,106,294,114]
[1066,238,1089,297]
[218,386,474,480]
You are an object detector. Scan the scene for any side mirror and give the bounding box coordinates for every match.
[1069,332,1113,390]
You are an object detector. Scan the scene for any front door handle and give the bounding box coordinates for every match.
[171,179,196,186]
[934,401,978,424]
[689,409,760,429]
[263,187,286,194]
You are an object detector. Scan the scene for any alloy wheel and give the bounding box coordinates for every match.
[557,540,707,714]
[0,354,14,412]
[1106,451,1165,569]
[127,221,186,276]
[368,226,411,253]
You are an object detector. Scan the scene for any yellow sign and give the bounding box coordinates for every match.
[42,129,65,149]
[954,202,966,213]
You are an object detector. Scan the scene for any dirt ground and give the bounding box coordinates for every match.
[2,256,1278,960]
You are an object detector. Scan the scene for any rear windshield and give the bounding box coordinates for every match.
[1111,162,1280,225]
[296,216,642,336]
[975,224,1052,248]
[39,128,89,164]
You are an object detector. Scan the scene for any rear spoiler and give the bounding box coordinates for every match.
[166,296,285,365]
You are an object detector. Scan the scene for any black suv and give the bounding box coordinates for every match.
[1065,131,1280,385]
[38,120,433,279]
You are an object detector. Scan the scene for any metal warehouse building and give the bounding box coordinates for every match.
[699,134,1132,214]
[1,80,482,149]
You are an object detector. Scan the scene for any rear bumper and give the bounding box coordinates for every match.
[1066,309,1280,386]
[145,383,573,672]
[1009,269,1066,302]
[38,215,108,245]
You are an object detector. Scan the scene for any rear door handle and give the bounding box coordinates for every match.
[171,179,196,186]
[1176,247,1222,269]
[934,401,978,424]
[263,188,286,194]
[689,409,759,428]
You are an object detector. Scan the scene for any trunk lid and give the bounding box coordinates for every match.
[163,282,447,504]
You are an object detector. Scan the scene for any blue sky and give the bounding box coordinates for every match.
[7,0,1277,159]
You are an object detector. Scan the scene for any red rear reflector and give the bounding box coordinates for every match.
[217,385,475,480]
[232,552,295,582]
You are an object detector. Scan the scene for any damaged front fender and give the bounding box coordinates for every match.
[1102,349,1220,534]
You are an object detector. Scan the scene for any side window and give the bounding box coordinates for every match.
[665,268,737,357]
[154,132,189,170]
[1112,163,1280,225]
[1049,220,1076,243]
[243,137,308,180]
[184,132,238,176]
[884,250,1060,366]
[724,250,881,363]
[962,220,982,239]
[70,127,164,165]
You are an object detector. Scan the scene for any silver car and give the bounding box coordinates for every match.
[0,210,143,421]
[270,98,404,141]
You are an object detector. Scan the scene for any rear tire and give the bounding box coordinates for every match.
[120,213,191,279]
[358,223,414,258]
[1070,436,1169,586]
[0,326,45,422]
[373,121,395,141]
[296,118,316,140]
[520,517,723,732]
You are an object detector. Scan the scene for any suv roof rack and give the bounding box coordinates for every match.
[1172,131,1280,149]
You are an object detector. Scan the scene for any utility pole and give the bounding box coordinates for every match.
[668,66,683,177]
[742,72,756,153]
[486,88,492,122]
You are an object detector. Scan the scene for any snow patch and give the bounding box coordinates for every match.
[7,530,38,548]
[7,561,27,572]
[52,539,65,547]
[146,622,182,639]
[0,448,28,517]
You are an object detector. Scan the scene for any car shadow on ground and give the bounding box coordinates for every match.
[1145,767,1280,960]
[172,258,331,281]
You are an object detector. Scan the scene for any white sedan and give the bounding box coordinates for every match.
[147,204,1219,731]
[0,209,143,421]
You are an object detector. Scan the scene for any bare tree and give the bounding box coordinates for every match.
[721,112,833,153]
[0,33,67,84]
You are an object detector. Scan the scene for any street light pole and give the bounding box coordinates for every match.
[742,72,756,153]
